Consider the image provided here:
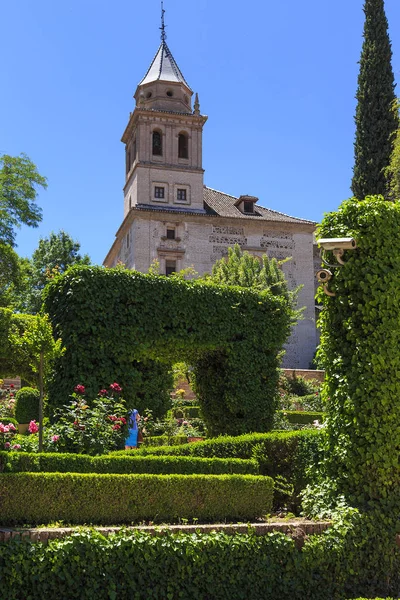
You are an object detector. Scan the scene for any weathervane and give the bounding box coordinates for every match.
[160,1,167,42]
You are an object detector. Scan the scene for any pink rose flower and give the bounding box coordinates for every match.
[28,421,39,434]
[99,389,108,396]
[74,384,86,394]
[4,442,10,449]
[51,435,60,442]
[8,423,16,432]
[12,444,21,450]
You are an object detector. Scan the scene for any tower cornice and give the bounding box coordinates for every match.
[121,108,208,143]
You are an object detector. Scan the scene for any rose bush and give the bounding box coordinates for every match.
[45,384,128,455]
[0,421,17,450]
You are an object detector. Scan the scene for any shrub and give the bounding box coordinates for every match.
[281,411,325,425]
[45,386,128,455]
[0,451,258,476]
[126,429,324,511]
[283,375,320,397]
[0,472,273,525]
[143,435,188,447]
[43,265,293,435]
[0,516,399,599]
[172,406,201,419]
[14,387,39,424]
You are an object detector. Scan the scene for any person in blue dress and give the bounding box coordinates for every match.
[125,409,140,449]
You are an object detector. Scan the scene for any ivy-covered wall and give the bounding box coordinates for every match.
[43,266,293,435]
[318,196,400,510]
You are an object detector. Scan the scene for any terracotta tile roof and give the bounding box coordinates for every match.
[203,186,315,224]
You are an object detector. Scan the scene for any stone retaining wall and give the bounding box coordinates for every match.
[0,521,331,544]
[282,369,325,382]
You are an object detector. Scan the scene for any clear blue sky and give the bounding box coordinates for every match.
[2,0,400,265]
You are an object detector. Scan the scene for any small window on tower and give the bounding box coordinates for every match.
[126,149,131,174]
[165,260,176,276]
[166,228,176,240]
[177,189,187,202]
[152,130,162,156]
[155,186,165,199]
[178,133,189,159]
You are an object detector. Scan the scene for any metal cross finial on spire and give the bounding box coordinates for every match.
[160,1,167,42]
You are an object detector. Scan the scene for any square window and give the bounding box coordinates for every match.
[177,189,187,202]
[243,201,254,213]
[155,186,165,199]
[165,260,176,276]
[166,228,176,240]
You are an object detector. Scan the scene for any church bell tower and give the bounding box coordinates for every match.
[121,7,208,217]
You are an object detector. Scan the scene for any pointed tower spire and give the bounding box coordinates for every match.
[194,92,200,115]
[160,1,167,43]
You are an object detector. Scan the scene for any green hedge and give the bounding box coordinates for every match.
[122,429,323,510]
[142,434,188,446]
[0,522,399,599]
[172,406,201,419]
[129,429,321,459]
[14,387,40,424]
[0,472,273,525]
[0,417,18,428]
[43,266,293,435]
[0,451,258,476]
[281,411,325,424]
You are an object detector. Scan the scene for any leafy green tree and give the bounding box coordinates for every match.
[0,154,46,309]
[385,99,400,199]
[10,314,64,450]
[210,244,299,316]
[0,243,22,307]
[351,0,399,199]
[0,153,47,247]
[23,230,91,314]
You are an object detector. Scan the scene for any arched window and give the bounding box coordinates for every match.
[152,130,162,156]
[178,133,188,159]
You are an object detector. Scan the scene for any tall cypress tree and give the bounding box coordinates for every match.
[351,0,398,199]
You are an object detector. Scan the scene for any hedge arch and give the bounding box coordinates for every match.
[44,266,293,435]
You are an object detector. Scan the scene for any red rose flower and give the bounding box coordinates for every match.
[74,384,85,395]
[109,383,122,393]
[99,389,108,397]
[112,424,121,431]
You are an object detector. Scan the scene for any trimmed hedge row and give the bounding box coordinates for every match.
[120,429,323,510]
[0,451,258,476]
[0,524,399,599]
[0,472,273,525]
[124,429,322,459]
[280,411,325,424]
[142,434,188,447]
